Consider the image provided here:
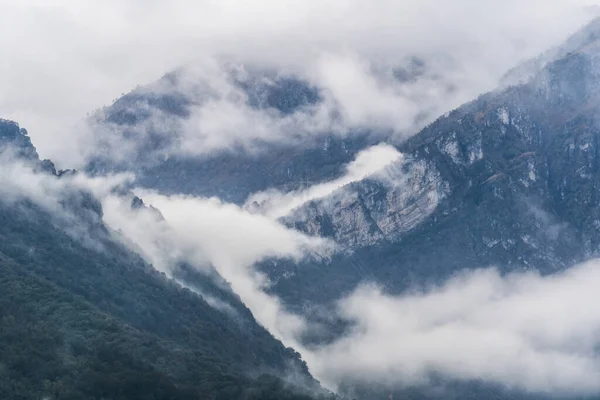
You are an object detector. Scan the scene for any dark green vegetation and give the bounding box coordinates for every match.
[0,120,332,400]
[0,255,316,400]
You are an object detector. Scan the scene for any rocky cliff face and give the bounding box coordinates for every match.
[260,23,600,311]
[284,157,450,249]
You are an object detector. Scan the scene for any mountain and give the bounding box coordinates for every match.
[89,19,600,315]
[0,120,333,400]
[502,17,600,86]
[260,24,600,399]
[80,17,600,400]
[263,23,600,310]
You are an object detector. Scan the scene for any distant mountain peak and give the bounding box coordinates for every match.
[0,118,39,161]
[502,16,600,86]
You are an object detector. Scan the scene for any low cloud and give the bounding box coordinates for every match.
[0,152,130,210]
[86,60,338,164]
[97,156,600,396]
[3,3,600,395]
[111,191,333,341]
[245,143,402,218]
[0,149,133,250]
[101,194,191,274]
[311,263,600,394]
[0,150,327,331]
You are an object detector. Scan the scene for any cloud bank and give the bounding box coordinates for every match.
[311,264,600,394]
[4,2,600,397]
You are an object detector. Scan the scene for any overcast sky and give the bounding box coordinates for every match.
[0,0,598,165]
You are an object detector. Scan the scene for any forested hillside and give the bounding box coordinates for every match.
[0,119,332,400]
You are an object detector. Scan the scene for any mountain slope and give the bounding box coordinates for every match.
[502,17,600,86]
[0,120,331,400]
[261,24,600,310]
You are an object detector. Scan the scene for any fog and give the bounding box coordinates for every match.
[0,148,132,249]
[119,184,600,395]
[104,189,333,341]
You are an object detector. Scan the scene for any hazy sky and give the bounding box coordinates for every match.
[0,0,598,165]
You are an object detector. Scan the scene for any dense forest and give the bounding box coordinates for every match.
[0,119,334,400]
[0,191,332,400]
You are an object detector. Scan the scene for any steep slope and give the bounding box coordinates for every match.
[0,120,331,400]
